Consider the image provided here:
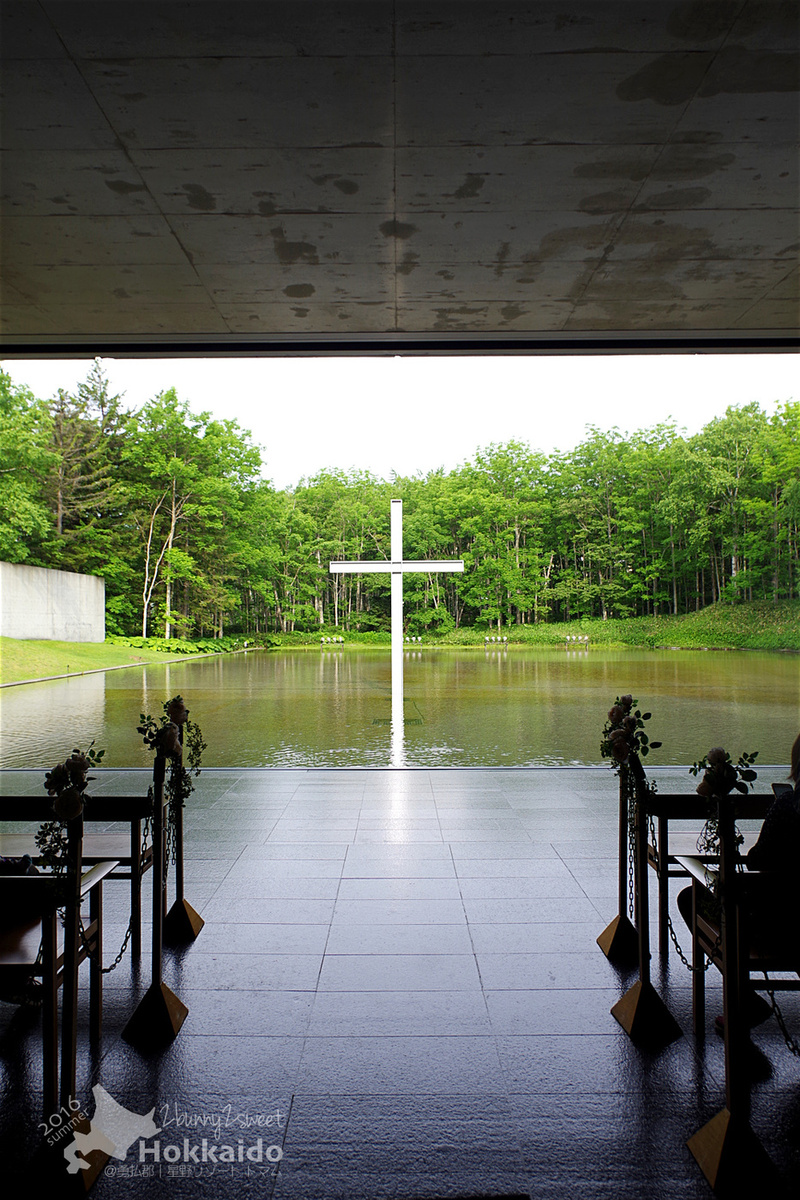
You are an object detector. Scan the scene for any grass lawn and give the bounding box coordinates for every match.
[0,637,222,686]
[274,601,800,653]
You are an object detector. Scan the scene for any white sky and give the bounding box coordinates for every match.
[2,353,796,491]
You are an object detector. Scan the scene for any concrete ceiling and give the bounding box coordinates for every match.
[1,0,798,356]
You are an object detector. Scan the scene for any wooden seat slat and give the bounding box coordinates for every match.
[674,853,717,887]
[79,861,120,894]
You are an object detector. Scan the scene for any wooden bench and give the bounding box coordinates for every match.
[0,816,118,1115]
[676,853,800,1036]
[647,793,769,956]
[0,793,153,957]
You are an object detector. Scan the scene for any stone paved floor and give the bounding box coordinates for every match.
[1,765,798,1198]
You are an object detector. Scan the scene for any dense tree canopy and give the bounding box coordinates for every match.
[1,363,797,637]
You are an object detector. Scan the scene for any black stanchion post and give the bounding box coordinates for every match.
[122,750,188,1049]
[163,725,204,944]
[610,755,682,1048]
[59,815,81,1110]
[597,763,638,963]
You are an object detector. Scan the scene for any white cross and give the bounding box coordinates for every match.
[330,499,464,733]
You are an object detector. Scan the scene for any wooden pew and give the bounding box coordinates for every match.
[647,794,769,957]
[676,853,800,1037]
[0,793,153,958]
[609,757,780,1047]
[0,815,118,1115]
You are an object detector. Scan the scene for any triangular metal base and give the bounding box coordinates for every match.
[611,978,683,1049]
[687,1108,783,1195]
[121,981,188,1050]
[163,897,205,944]
[597,912,638,964]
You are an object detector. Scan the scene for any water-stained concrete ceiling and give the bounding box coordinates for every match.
[0,0,798,355]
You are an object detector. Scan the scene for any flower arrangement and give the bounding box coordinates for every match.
[137,694,206,807]
[601,694,662,766]
[36,742,104,873]
[689,746,758,798]
[689,746,758,856]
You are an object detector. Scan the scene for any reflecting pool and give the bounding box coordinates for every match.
[1,646,797,770]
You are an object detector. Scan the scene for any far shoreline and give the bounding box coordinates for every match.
[2,601,797,686]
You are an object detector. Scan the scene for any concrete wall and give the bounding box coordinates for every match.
[0,562,105,642]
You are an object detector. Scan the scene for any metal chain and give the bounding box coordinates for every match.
[77,910,134,974]
[653,838,722,974]
[166,760,185,867]
[761,973,800,1058]
[648,812,658,871]
[168,795,180,867]
[665,911,719,973]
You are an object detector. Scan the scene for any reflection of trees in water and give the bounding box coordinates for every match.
[1,649,793,771]
[1,671,106,769]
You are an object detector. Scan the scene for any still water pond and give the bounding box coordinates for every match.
[2,647,798,771]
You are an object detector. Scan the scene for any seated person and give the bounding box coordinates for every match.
[677,732,800,1025]
[743,737,800,959]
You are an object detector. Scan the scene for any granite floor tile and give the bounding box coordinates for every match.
[454,855,566,876]
[224,859,345,880]
[486,987,625,1035]
[331,897,465,924]
[352,829,445,843]
[496,1032,705,1095]
[335,876,461,900]
[476,951,630,991]
[214,878,341,899]
[317,953,482,992]
[308,990,492,1036]
[296,1034,507,1095]
[201,897,336,924]
[341,859,457,879]
[468,921,610,955]
[458,874,586,899]
[162,952,323,992]
[325,922,473,955]
[179,989,315,1037]
[188,923,331,956]
[343,843,453,860]
[462,896,603,924]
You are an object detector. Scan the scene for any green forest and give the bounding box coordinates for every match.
[1,362,798,641]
